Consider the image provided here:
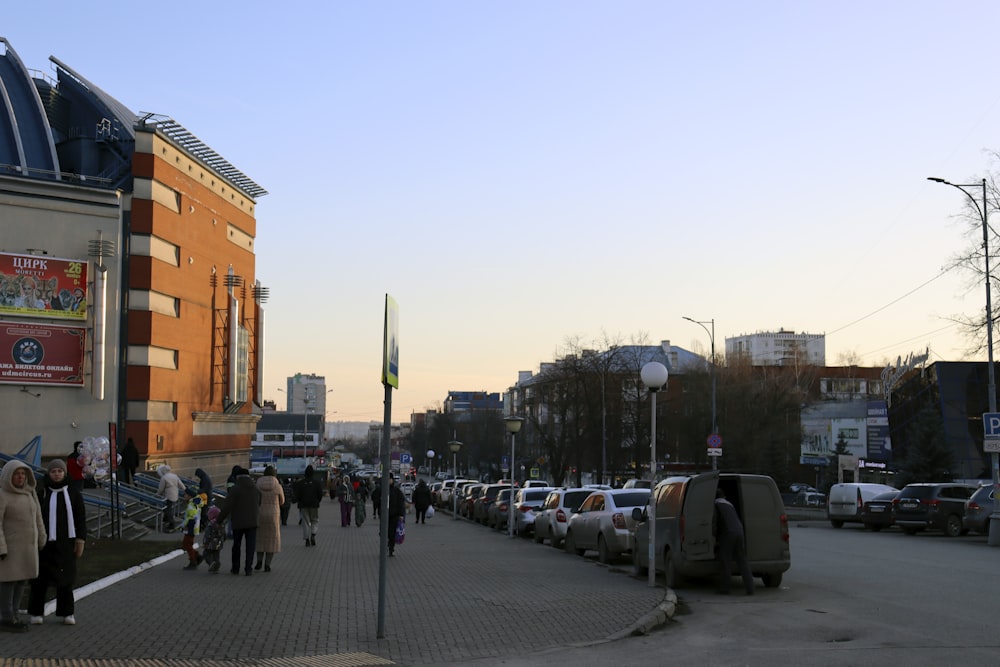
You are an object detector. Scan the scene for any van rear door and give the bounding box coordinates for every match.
[741,476,786,562]
[682,471,719,561]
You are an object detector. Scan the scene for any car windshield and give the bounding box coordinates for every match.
[612,491,650,507]
[524,490,549,502]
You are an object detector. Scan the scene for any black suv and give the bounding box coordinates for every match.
[892,483,977,537]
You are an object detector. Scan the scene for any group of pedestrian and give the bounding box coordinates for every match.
[0,458,85,632]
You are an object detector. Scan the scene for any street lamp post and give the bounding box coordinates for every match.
[683,316,718,470]
[449,440,462,520]
[426,449,435,477]
[504,417,524,538]
[641,361,668,588]
[929,177,1000,546]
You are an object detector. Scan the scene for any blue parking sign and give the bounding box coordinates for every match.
[984,412,1000,438]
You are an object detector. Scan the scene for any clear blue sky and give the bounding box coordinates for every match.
[6,2,1000,420]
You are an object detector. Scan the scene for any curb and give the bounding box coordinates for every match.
[608,587,677,640]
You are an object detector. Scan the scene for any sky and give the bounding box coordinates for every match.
[6,2,1000,421]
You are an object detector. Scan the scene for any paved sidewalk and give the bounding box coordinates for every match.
[1,501,669,666]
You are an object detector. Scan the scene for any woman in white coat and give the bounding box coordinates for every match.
[0,459,46,633]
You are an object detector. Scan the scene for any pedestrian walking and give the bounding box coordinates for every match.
[386,476,406,557]
[254,466,284,572]
[279,478,294,526]
[180,487,203,570]
[336,474,354,527]
[0,459,46,633]
[66,442,85,494]
[412,479,432,524]
[28,459,87,626]
[119,437,139,485]
[371,478,381,520]
[354,479,368,527]
[292,465,323,546]
[155,464,185,531]
[201,506,225,573]
[215,467,260,576]
[714,488,754,596]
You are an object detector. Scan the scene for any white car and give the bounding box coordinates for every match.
[512,487,555,536]
[533,487,594,548]
[564,488,651,563]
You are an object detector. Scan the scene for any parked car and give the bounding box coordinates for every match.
[827,483,898,528]
[459,483,485,518]
[533,487,594,548]
[438,478,474,509]
[860,490,899,531]
[632,471,790,589]
[964,483,996,534]
[429,482,443,507]
[893,482,977,536]
[487,488,514,530]
[564,488,651,563]
[794,490,826,507]
[473,484,509,524]
[521,480,550,489]
[623,479,652,489]
[512,487,555,536]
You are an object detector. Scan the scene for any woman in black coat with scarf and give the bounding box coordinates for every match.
[28,459,86,625]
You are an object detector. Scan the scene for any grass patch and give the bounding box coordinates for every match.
[76,538,177,588]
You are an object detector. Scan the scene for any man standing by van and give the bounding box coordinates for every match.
[714,488,754,596]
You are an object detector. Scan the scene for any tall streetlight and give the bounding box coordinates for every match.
[641,361,668,587]
[504,416,524,538]
[449,440,462,520]
[929,176,1000,546]
[683,316,719,471]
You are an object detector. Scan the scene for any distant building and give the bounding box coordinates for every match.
[726,329,825,366]
[285,373,328,416]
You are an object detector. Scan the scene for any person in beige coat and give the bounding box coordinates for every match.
[0,459,46,632]
[254,466,284,572]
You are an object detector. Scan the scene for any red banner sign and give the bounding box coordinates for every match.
[0,252,88,321]
[0,321,86,386]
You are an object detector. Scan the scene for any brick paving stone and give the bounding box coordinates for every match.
[0,500,666,666]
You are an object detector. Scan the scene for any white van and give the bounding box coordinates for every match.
[632,471,790,588]
[826,482,898,528]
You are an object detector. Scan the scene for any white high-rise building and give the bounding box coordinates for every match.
[725,330,825,366]
[286,373,328,416]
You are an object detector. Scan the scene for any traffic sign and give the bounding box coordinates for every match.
[400,453,412,465]
[707,434,723,448]
[983,412,1000,438]
[707,448,723,457]
[986,441,1000,453]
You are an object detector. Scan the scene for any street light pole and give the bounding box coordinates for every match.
[641,361,668,588]
[929,177,1000,546]
[684,316,718,470]
[449,440,462,520]
[504,416,524,538]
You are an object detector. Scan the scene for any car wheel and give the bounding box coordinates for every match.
[870,525,882,532]
[565,531,585,557]
[903,527,918,535]
[597,535,611,564]
[944,514,962,538]
[762,572,782,588]
[663,549,678,588]
[551,532,563,550]
[632,544,647,577]
[533,527,544,543]
[830,519,844,528]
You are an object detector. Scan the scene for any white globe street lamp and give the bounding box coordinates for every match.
[641,361,668,588]
[504,416,524,538]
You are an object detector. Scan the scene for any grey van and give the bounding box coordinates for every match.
[631,471,790,588]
